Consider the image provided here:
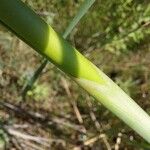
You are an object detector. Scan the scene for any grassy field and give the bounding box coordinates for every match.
[0,0,150,149]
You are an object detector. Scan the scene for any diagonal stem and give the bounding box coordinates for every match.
[0,0,150,143]
[22,0,95,97]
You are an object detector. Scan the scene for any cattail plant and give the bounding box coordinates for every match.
[22,0,96,96]
[0,0,150,143]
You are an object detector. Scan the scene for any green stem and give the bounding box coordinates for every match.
[22,0,95,96]
[0,0,150,143]
[63,0,95,39]
[22,59,48,98]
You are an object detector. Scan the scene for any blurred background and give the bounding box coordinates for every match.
[0,0,150,149]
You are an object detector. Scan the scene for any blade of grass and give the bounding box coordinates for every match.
[22,0,95,97]
[0,0,150,143]
[22,59,48,98]
[63,0,95,39]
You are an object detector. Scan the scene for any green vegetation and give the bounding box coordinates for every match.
[0,0,150,149]
[22,0,95,97]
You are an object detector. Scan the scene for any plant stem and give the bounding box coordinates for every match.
[22,59,48,98]
[0,0,150,143]
[22,0,95,96]
[63,0,95,39]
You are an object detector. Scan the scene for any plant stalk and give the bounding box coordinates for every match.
[0,0,150,143]
[22,0,95,96]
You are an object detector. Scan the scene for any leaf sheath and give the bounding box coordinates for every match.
[0,0,150,143]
